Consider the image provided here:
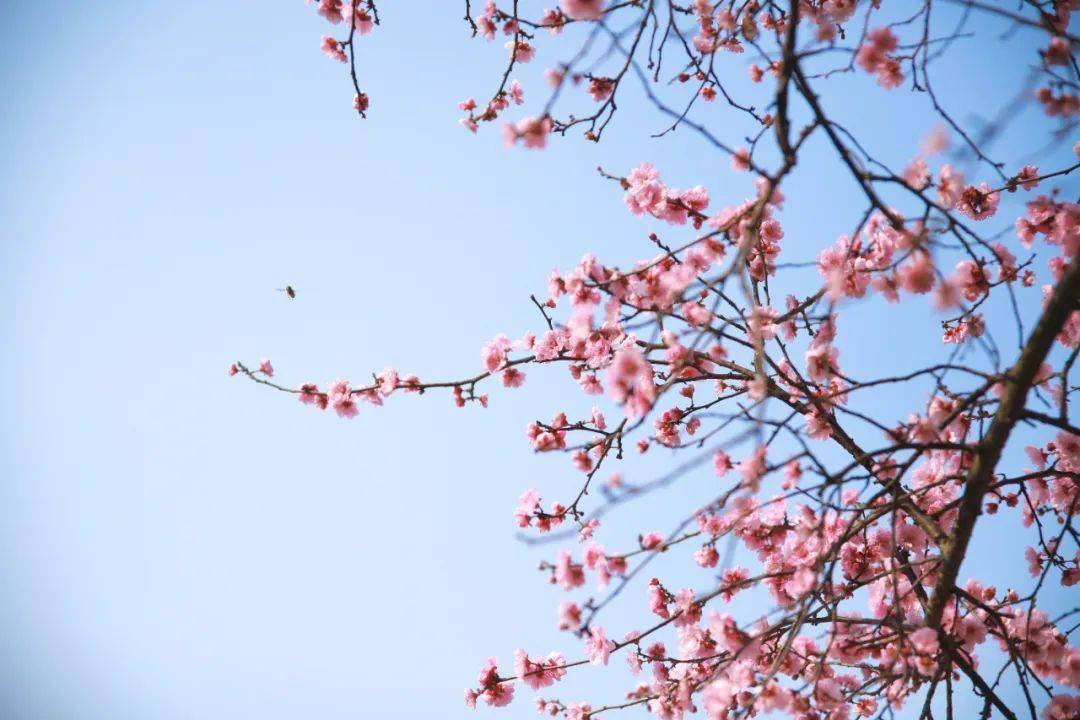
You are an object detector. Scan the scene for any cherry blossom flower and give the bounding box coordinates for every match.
[560,0,605,21]
[320,36,347,62]
[583,626,615,665]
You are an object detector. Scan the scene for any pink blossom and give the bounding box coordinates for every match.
[731,147,750,171]
[1056,431,1080,473]
[565,702,592,720]
[623,163,663,216]
[560,0,605,20]
[695,545,719,568]
[937,164,965,207]
[856,28,903,88]
[540,9,565,34]
[1017,165,1040,190]
[785,567,816,598]
[587,77,614,102]
[505,40,535,63]
[316,0,344,24]
[298,382,320,405]
[482,334,512,372]
[640,532,664,550]
[514,649,566,690]
[736,446,767,491]
[648,577,670,617]
[805,409,832,440]
[515,489,540,527]
[672,588,701,626]
[747,305,779,342]
[720,567,750,601]
[469,658,514,707]
[897,252,936,294]
[584,625,615,665]
[328,379,358,419]
[320,36,347,62]
[909,627,940,655]
[504,116,552,149]
[955,183,1000,220]
[508,79,524,105]
[1027,546,1043,577]
[558,601,582,631]
[902,157,930,190]
[353,7,374,34]
[475,3,497,39]
[554,551,585,590]
[502,368,526,387]
[783,459,802,488]
[922,126,949,155]
[376,366,398,396]
[590,406,606,430]
[605,345,656,418]
[681,301,712,326]
[713,450,732,476]
[1043,695,1080,720]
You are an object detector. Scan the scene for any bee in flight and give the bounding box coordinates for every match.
[277,285,296,299]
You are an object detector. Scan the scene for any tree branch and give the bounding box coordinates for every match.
[925,255,1080,627]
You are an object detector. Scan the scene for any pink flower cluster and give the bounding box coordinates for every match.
[559,0,605,21]
[503,115,552,149]
[690,4,746,55]
[855,27,903,88]
[623,163,710,226]
[459,80,524,133]
[258,8,1080,712]
[464,658,514,708]
[308,0,376,110]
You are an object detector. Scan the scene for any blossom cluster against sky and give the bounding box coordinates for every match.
[0,1,1075,718]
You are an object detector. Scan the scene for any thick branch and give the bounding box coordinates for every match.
[925,255,1080,627]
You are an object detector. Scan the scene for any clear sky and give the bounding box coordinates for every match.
[1,2,1075,719]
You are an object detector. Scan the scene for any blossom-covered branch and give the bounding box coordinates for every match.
[244,2,1080,718]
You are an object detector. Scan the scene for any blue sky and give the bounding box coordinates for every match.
[1,2,1076,718]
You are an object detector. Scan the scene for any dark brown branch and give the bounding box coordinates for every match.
[925,255,1080,627]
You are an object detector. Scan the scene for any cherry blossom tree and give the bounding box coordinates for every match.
[234,1,1080,718]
